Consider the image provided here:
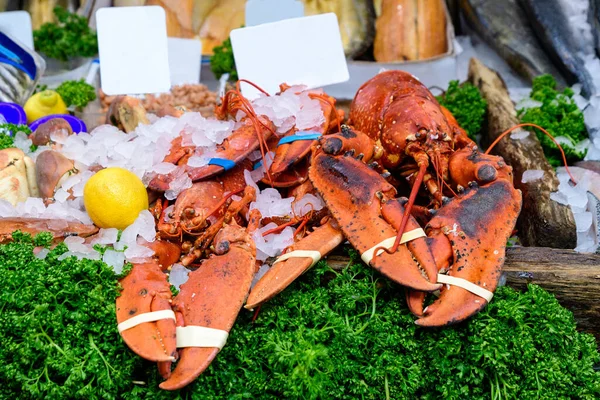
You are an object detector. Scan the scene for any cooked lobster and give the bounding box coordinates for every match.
[310,70,522,326]
[114,72,523,393]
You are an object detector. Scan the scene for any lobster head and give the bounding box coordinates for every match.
[448,145,515,190]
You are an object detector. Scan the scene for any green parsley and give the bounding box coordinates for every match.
[33,6,98,62]
[437,80,488,140]
[56,79,97,109]
[210,37,238,82]
[517,74,588,167]
[0,240,598,399]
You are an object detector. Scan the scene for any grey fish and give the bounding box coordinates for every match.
[519,0,597,97]
[0,68,20,101]
[0,64,34,104]
[592,0,600,57]
[460,0,568,88]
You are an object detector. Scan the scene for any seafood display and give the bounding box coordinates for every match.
[0,69,526,390]
[103,72,521,390]
[2,1,600,398]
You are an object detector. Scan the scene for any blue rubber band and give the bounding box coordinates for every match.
[208,158,236,171]
[277,132,322,146]
[253,160,263,170]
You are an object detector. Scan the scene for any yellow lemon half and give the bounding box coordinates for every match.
[83,167,149,230]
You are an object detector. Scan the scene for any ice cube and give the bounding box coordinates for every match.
[136,210,157,242]
[35,248,50,260]
[169,263,190,291]
[92,228,120,245]
[550,191,569,206]
[203,119,235,144]
[23,198,46,216]
[49,129,70,144]
[0,200,17,217]
[521,169,544,183]
[165,169,193,201]
[13,131,33,154]
[103,249,126,273]
[510,130,530,140]
[250,264,271,289]
[567,192,588,211]
[574,211,593,232]
[54,188,69,203]
[124,243,154,260]
[516,98,543,110]
[151,162,177,175]
[293,194,325,216]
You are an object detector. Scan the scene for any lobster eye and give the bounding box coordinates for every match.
[322,137,344,155]
[476,164,497,183]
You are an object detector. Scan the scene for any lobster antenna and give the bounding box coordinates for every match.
[485,123,577,184]
[234,80,276,187]
[312,93,342,133]
[372,163,427,264]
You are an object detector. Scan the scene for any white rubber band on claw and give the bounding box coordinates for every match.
[437,274,494,302]
[273,250,322,268]
[360,228,426,265]
[117,310,176,333]
[176,326,229,350]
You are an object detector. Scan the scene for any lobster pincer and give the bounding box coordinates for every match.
[116,263,177,362]
[309,141,441,292]
[407,146,523,326]
[158,222,257,390]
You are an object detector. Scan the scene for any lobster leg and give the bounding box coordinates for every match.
[0,218,98,244]
[159,223,256,390]
[309,151,441,292]
[116,263,177,362]
[245,219,344,309]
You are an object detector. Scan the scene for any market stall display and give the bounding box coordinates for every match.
[0,1,599,399]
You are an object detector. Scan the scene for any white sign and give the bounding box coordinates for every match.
[96,6,171,95]
[167,38,202,85]
[0,11,33,49]
[245,0,304,27]
[230,13,349,99]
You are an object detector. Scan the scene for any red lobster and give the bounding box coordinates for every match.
[309,71,522,326]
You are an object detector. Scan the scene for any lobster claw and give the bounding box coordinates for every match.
[116,263,177,362]
[245,219,344,309]
[309,151,441,292]
[409,147,523,327]
[159,222,256,391]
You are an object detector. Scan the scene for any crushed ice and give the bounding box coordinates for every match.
[250,264,271,289]
[1,88,330,272]
[249,86,326,135]
[252,223,295,262]
[57,210,157,272]
[550,169,598,253]
[168,263,191,291]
